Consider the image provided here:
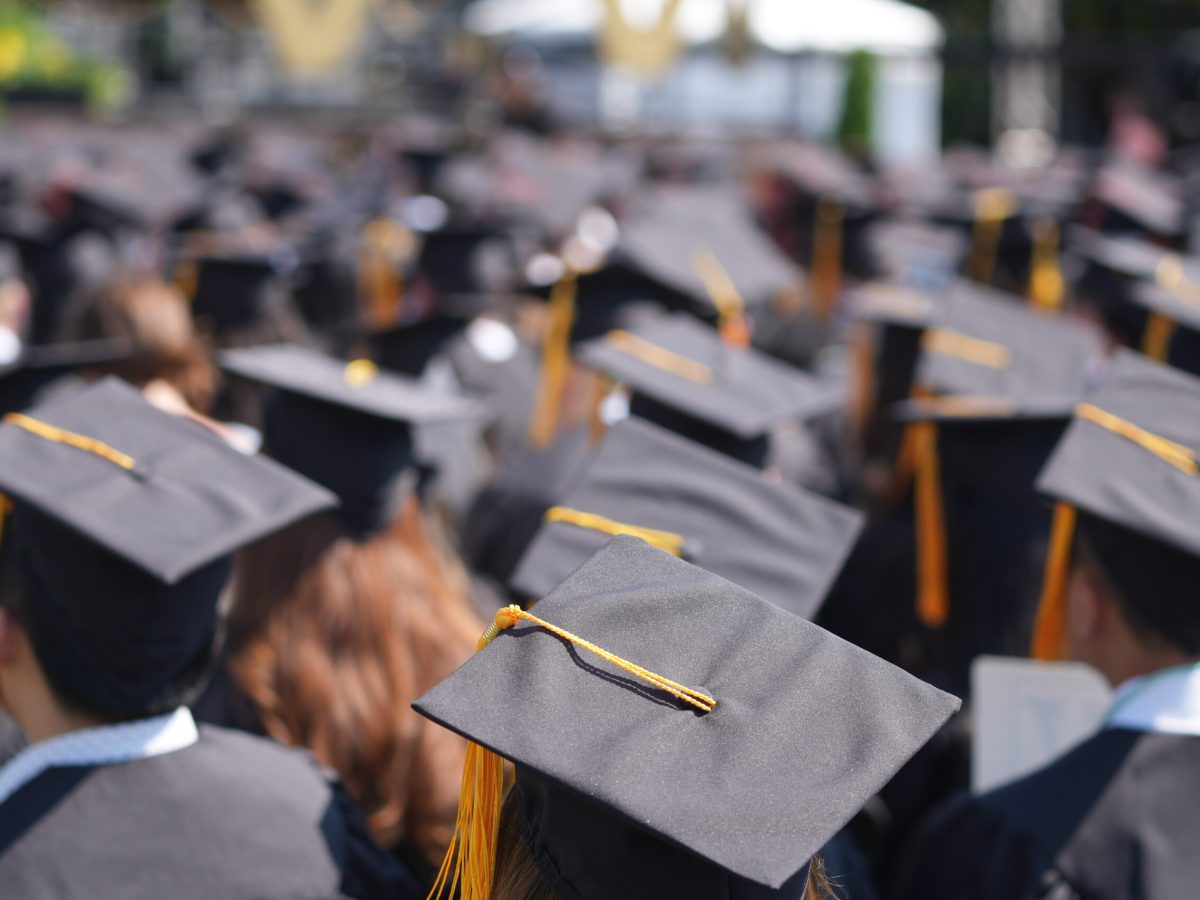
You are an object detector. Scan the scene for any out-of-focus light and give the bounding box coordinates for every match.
[577,205,620,253]
[402,195,449,232]
[525,251,566,285]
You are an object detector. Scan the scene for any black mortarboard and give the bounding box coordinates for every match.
[913,280,1104,414]
[0,337,132,417]
[415,536,960,898]
[1030,351,1200,659]
[0,377,335,714]
[510,418,863,617]
[414,225,511,298]
[185,248,300,338]
[220,343,481,537]
[577,312,842,466]
[1079,162,1186,241]
[606,187,802,316]
[370,295,498,377]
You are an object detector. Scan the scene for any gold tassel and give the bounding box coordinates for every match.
[1030,503,1078,661]
[967,188,1014,285]
[847,321,876,440]
[1027,217,1064,313]
[913,418,949,628]
[360,218,411,330]
[528,275,577,449]
[811,197,845,321]
[1141,313,1177,363]
[427,605,714,900]
[691,248,750,347]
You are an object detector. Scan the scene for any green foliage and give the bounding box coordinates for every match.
[0,1,134,114]
[838,49,876,156]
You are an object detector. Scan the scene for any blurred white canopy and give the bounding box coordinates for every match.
[464,0,943,55]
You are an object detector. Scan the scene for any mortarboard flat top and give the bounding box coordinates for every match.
[219,343,484,426]
[1087,162,1186,237]
[612,187,802,311]
[510,418,863,616]
[1130,278,1200,335]
[1067,226,1185,283]
[915,281,1104,414]
[416,536,960,894]
[577,312,844,439]
[846,281,941,328]
[0,376,335,583]
[1038,350,1200,558]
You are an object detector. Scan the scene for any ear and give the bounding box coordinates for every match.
[0,608,26,666]
[1065,561,1109,648]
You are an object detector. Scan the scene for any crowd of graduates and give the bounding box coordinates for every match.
[0,107,1196,899]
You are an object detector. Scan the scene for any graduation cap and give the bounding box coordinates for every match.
[0,337,133,417]
[219,343,482,537]
[862,218,967,288]
[1031,350,1200,660]
[576,312,843,467]
[370,294,498,377]
[1080,162,1186,241]
[0,377,335,715]
[894,284,1104,690]
[510,417,863,617]
[181,246,300,338]
[415,536,960,899]
[413,224,512,299]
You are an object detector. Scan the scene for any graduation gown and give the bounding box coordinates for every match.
[0,724,419,900]
[894,727,1200,900]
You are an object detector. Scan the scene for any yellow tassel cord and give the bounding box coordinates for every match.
[360,218,413,330]
[428,604,714,900]
[1030,502,1078,661]
[691,248,750,348]
[912,417,950,628]
[174,258,199,302]
[528,274,578,450]
[1027,217,1065,313]
[0,493,11,547]
[1030,404,1198,660]
[810,197,846,321]
[606,330,713,384]
[4,413,135,471]
[967,188,1015,285]
[544,506,686,557]
[1141,313,1178,363]
[906,395,1019,419]
[922,328,1014,369]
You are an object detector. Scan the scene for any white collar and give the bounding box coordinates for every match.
[0,707,198,806]
[1106,664,1200,736]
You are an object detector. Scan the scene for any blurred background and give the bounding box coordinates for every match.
[0,0,1194,162]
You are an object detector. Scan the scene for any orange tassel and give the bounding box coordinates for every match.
[528,275,577,449]
[1141,313,1177,363]
[913,419,949,628]
[1030,502,1078,661]
[811,197,845,321]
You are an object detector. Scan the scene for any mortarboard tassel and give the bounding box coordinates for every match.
[359,218,412,330]
[810,197,845,321]
[1141,313,1177,363]
[544,506,686,557]
[606,330,714,384]
[0,493,10,547]
[966,188,1014,285]
[174,258,199,303]
[4,413,136,472]
[528,273,578,449]
[1030,502,1077,661]
[428,603,715,900]
[1027,217,1065,313]
[692,248,750,348]
[847,321,876,442]
[912,416,950,629]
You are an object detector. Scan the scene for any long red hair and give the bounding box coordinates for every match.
[226,497,482,865]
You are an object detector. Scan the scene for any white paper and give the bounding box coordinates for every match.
[971,655,1113,794]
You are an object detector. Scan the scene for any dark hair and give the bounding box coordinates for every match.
[0,532,218,723]
[1075,511,1200,655]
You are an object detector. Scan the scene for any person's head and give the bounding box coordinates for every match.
[1064,511,1200,683]
[0,506,225,727]
[226,497,481,850]
[61,275,217,413]
[0,376,334,737]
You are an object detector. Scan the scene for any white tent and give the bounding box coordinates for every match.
[465,0,944,164]
[466,0,942,55]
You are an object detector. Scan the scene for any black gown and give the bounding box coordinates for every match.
[893,728,1200,900]
[0,724,419,900]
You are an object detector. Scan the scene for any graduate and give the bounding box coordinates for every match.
[895,351,1200,900]
[415,535,960,900]
[0,377,416,898]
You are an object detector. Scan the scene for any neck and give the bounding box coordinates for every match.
[1101,648,1198,691]
[4,675,108,746]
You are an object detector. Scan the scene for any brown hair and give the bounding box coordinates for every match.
[490,789,837,900]
[59,275,218,413]
[225,497,482,865]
